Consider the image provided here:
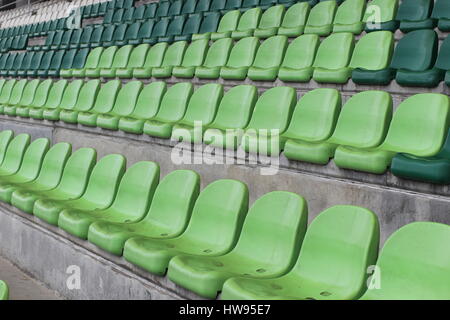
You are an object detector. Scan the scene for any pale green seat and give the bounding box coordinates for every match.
[304,0,337,36]
[210,10,241,40]
[248,35,288,81]
[240,86,296,156]
[0,280,8,300]
[222,205,380,300]
[85,46,118,78]
[363,0,399,33]
[77,80,121,127]
[119,82,167,134]
[72,47,104,77]
[282,88,341,160]
[4,79,40,116]
[172,84,224,144]
[0,130,14,166]
[332,0,366,34]
[333,93,450,174]
[29,80,67,120]
[312,32,355,84]
[122,179,248,275]
[133,42,168,78]
[0,80,17,114]
[204,85,258,149]
[195,38,233,79]
[278,34,319,82]
[16,79,53,118]
[253,5,285,38]
[99,45,133,78]
[152,41,188,78]
[277,2,310,37]
[361,222,450,300]
[143,82,193,138]
[220,37,259,80]
[172,39,209,78]
[96,81,143,130]
[231,7,262,39]
[0,134,30,178]
[167,191,308,299]
[0,79,27,115]
[87,170,200,256]
[116,44,150,78]
[42,80,83,121]
[59,80,101,123]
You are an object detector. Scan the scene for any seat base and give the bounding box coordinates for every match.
[304,24,332,36]
[278,66,313,82]
[395,68,445,88]
[352,68,395,85]
[313,67,352,84]
[399,19,437,33]
[283,139,336,165]
[220,66,249,80]
[333,145,395,174]
[391,153,450,184]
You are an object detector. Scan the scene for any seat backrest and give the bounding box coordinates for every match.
[181,39,208,67]
[181,0,196,15]
[58,79,83,110]
[79,26,94,44]
[258,4,285,29]
[15,138,50,181]
[182,13,202,35]
[11,52,24,71]
[59,49,77,70]
[225,0,242,10]
[349,31,394,70]
[142,42,168,68]
[252,35,287,69]
[43,31,56,46]
[144,3,157,19]
[124,22,140,40]
[18,79,40,107]
[362,222,450,300]
[100,24,116,43]
[44,79,68,109]
[70,48,90,69]
[281,2,310,28]
[0,133,30,174]
[242,0,259,8]
[142,170,200,235]
[60,29,74,46]
[161,41,187,67]
[390,29,438,72]
[111,24,127,42]
[91,80,122,113]
[123,8,135,22]
[237,7,261,31]
[51,30,64,46]
[8,79,27,105]
[175,179,248,251]
[246,86,296,132]
[30,79,53,108]
[210,0,226,11]
[103,9,115,24]
[138,20,154,38]
[166,15,186,37]
[225,36,259,68]
[306,0,337,27]
[126,44,150,68]
[154,82,193,122]
[363,0,398,24]
[97,46,118,69]
[210,85,258,129]
[90,26,104,43]
[0,130,13,165]
[28,51,44,72]
[294,205,379,300]
[196,0,211,12]
[381,93,450,156]
[283,88,341,142]
[38,50,56,70]
[83,47,104,69]
[151,18,170,38]
[168,0,182,16]
[281,34,319,69]
[203,38,233,68]
[110,45,133,68]
[110,81,143,116]
[3,53,17,71]
[334,0,366,25]
[313,32,355,69]
[81,154,126,207]
[432,0,450,20]
[217,10,241,33]
[328,91,392,148]
[131,81,167,119]
[179,83,223,126]
[198,12,220,34]
[73,80,101,112]
[112,8,125,23]
[396,0,432,22]
[133,5,145,20]
[231,191,307,272]
[436,35,450,71]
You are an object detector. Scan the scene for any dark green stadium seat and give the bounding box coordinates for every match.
[116,22,140,46]
[39,50,63,77]
[26,51,45,77]
[159,15,186,43]
[181,0,197,15]
[132,5,145,21]
[59,80,101,123]
[156,1,170,18]
[142,3,157,20]
[98,1,108,15]
[192,12,221,40]
[196,0,211,13]
[61,48,90,78]
[396,0,435,33]
[73,26,94,49]
[72,47,103,77]
[133,42,168,78]
[87,26,104,48]
[122,8,135,23]
[96,24,116,47]
[0,53,16,77]
[167,191,307,298]
[168,0,182,16]
[44,30,63,51]
[0,54,8,71]
[174,13,202,41]
[363,0,399,33]
[220,36,260,80]
[57,30,74,50]
[58,49,79,78]
[436,35,450,86]
[195,38,233,79]
[259,0,277,10]
[241,0,259,11]
[146,18,170,45]
[129,20,153,45]
[432,0,450,32]
[223,0,242,13]
[104,24,127,47]
[392,30,442,87]
[210,0,226,12]
[110,8,125,25]
[64,29,82,50]
[7,52,24,77]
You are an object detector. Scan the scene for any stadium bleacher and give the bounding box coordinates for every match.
[0,0,449,301]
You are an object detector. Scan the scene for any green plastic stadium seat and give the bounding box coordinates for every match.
[396,0,435,33]
[210,0,226,12]
[0,80,17,112]
[116,44,150,78]
[361,222,450,300]
[34,153,124,225]
[115,22,141,46]
[172,39,209,78]
[60,80,101,124]
[42,80,83,121]
[95,24,116,47]
[195,38,233,79]
[248,35,287,81]
[37,50,61,77]
[26,52,44,77]
[277,2,310,37]
[364,0,399,32]
[174,13,203,42]
[241,87,296,155]
[278,34,319,82]
[119,82,167,134]
[143,82,193,138]
[62,29,81,50]
[156,1,170,18]
[100,45,133,78]
[60,48,90,78]
[10,142,71,213]
[222,205,379,300]
[391,30,442,88]
[132,5,145,21]
[143,3,157,20]
[181,0,197,15]
[16,79,53,118]
[432,0,450,32]
[0,280,8,300]
[76,26,94,49]
[133,43,168,78]
[350,31,395,85]
[158,15,185,43]
[104,24,128,47]
[152,41,188,78]
[29,80,67,120]
[7,52,24,77]
[0,138,50,203]
[282,88,341,160]
[129,20,154,45]
[78,80,121,127]
[88,26,104,48]
[192,12,221,41]
[123,179,247,275]
[85,46,118,78]
[144,18,170,45]
[172,84,224,143]
[58,161,159,239]
[231,7,261,39]
[4,79,40,116]
[332,0,365,34]
[196,0,211,13]
[88,169,200,255]
[223,0,242,13]
[304,0,337,36]
[72,47,104,77]
[96,81,143,130]
[0,133,30,177]
[220,36,259,80]
[168,191,307,298]
[0,79,27,114]
[312,32,355,84]
[253,5,285,38]
[0,53,17,77]
[210,10,241,40]
[50,49,76,77]
[204,85,258,149]
[0,130,13,165]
